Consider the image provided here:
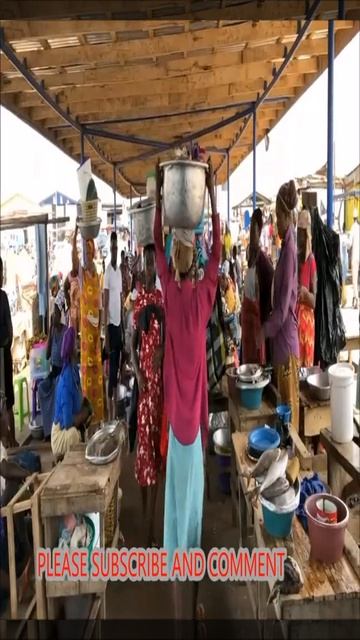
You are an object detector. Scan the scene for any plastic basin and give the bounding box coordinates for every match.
[248,426,280,453]
[260,479,300,538]
[305,493,349,563]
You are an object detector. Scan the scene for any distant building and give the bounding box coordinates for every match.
[39,191,78,242]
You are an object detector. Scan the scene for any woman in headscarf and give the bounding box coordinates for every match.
[75,238,104,424]
[260,181,300,431]
[131,244,165,547]
[241,208,274,364]
[51,327,93,459]
[154,158,220,623]
[297,209,317,366]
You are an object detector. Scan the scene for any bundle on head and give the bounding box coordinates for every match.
[276,180,297,219]
[172,229,195,283]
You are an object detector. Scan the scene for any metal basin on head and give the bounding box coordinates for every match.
[160,159,207,229]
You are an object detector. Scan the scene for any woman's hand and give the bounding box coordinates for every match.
[153,345,164,372]
[155,160,164,209]
[299,285,308,303]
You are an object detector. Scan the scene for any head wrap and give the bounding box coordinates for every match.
[276,180,298,219]
[171,228,195,283]
[297,209,312,262]
[61,327,76,365]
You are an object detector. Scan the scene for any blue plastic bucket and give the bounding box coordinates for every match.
[276,404,291,424]
[260,480,300,538]
[261,505,295,538]
[239,387,264,410]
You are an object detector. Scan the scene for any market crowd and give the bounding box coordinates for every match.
[0,163,358,617]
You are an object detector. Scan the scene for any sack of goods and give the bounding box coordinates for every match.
[129,197,156,248]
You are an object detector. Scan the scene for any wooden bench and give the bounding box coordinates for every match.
[299,384,331,439]
[232,431,360,631]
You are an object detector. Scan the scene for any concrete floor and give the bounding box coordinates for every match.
[106,449,252,630]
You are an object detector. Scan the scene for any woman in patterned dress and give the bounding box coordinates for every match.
[131,244,165,547]
[78,239,104,425]
[297,209,317,366]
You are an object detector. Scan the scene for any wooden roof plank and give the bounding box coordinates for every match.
[0,21,334,69]
[1,0,360,21]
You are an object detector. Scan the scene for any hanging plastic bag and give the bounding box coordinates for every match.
[312,207,346,367]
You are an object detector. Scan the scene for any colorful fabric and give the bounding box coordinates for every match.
[51,421,81,457]
[264,225,299,366]
[80,268,104,424]
[51,326,66,369]
[61,326,76,365]
[207,285,226,391]
[154,207,221,447]
[275,354,299,432]
[297,253,316,366]
[163,426,204,570]
[133,288,163,487]
[68,272,81,331]
[53,363,82,430]
[241,296,265,365]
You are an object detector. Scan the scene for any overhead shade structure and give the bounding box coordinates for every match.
[0,8,359,195]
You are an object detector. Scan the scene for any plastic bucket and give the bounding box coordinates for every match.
[260,480,300,538]
[328,363,354,443]
[305,493,349,563]
[276,404,291,425]
[238,386,264,410]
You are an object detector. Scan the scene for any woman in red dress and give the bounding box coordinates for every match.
[131,244,165,547]
[297,209,317,366]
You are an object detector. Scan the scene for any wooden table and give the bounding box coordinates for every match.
[40,445,121,620]
[232,431,360,629]
[299,384,331,439]
[319,428,360,501]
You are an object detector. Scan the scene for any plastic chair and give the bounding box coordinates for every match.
[13,376,30,431]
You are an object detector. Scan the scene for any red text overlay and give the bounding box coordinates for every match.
[36,547,286,582]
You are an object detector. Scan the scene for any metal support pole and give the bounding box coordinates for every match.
[327,20,335,228]
[226,150,230,225]
[80,131,85,164]
[113,164,117,232]
[252,106,257,212]
[338,0,345,19]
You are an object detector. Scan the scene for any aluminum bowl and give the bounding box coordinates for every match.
[213,427,231,455]
[237,364,263,383]
[77,217,101,240]
[161,160,207,229]
[129,199,155,247]
[85,421,121,465]
[307,372,330,401]
[299,366,321,382]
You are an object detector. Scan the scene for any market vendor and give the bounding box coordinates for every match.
[46,302,66,379]
[0,257,17,447]
[154,158,220,621]
[241,208,273,365]
[131,243,165,548]
[297,209,317,367]
[259,180,300,431]
[51,327,93,459]
[64,225,81,334]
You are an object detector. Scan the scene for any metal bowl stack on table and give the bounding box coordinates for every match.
[306,372,330,401]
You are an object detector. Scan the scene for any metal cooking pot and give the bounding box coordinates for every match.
[237,364,263,383]
[160,160,207,229]
[307,372,330,401]
[129,199,156,247]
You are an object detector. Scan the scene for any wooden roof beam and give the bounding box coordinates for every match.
[0,21,335,70]
[14,57,318,109]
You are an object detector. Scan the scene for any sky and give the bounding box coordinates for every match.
[1,33,359,213]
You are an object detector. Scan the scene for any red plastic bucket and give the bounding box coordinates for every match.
[305,493,349,563]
